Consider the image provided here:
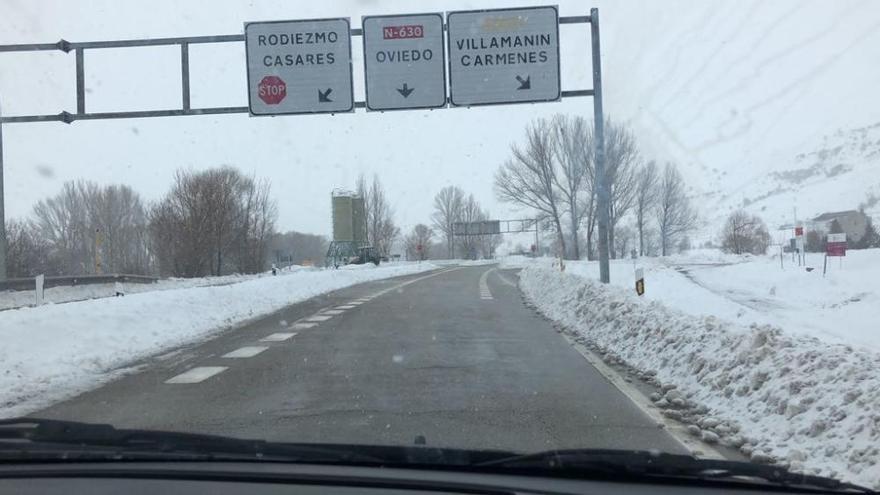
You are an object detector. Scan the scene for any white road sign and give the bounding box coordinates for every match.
[245,18,354,116]
[446,6,560,107]
[827,233,846,243]
[362,13,446,111]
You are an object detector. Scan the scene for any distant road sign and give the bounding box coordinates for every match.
[454,220,501,236]
[446,6,560,107]
[362,13,446,111]
[635,268,645,296]
[245,18,354,116]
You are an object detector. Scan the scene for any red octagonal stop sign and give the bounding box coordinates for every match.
[258,76,286,105]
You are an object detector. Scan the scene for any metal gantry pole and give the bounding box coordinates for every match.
[591,8,610,284]
[0,96,6,281]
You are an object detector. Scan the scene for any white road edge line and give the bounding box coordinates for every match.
[260,332,297,342]
[495,271,518,288]
[560,333,727,460]
[165,366,228,384]
[222,346,269,359]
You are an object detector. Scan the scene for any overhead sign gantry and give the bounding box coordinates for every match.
[0,5,612,284]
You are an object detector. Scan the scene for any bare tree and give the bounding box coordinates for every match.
[603,120,639,259]
[613,224,636,259]
[634,161,659,256]
[655,163,697,256]
[495,119,567,257]
[551,114,591,259]
[456,194,484,259]
[404,224,434,260]
[431,185,465,258]
[4,218,52,277]
[235,176,277,273]
[721,210,770,255]
[357,173,399,257]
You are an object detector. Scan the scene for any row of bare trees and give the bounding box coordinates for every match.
[494,114,697,259]
[5,181,151,276]
[6,166,278,278]
[430,185,500,259]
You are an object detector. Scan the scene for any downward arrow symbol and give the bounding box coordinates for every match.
[516,75,531,90]
[318,88,333,102]
[397,83,415,98]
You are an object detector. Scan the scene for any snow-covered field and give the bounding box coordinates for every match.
[513,250,880,488]
[0,262,437,418]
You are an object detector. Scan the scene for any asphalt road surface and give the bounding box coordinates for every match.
[35,265,687,454]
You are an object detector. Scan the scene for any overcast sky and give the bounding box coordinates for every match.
[1,0,878,236]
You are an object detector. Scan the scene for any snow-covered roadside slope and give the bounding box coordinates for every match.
[0,262,438,418]
[519,266,880,489]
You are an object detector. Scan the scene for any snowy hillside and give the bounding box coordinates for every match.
[601,1,880,240]
[693,122,880,235]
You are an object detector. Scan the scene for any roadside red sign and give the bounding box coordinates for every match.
[826,233,846,257]
[827,242,846,257]
[795,226,804,236]
[258,75,286,105]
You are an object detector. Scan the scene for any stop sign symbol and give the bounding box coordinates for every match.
[258,76,286,105]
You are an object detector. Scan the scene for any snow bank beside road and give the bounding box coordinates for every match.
[0,265,311,311]
[564,248,880,351]
[520,265,880,488]
[0,262,437,418]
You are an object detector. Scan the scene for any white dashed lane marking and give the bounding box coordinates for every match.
[291,322,317,330]
[335,305,356,310]
[222,346,269,358]
[321,309,345,316]
[260,332,297,342]
[165,366,228,384]
[479,269,494,300]
[304,315,333,322]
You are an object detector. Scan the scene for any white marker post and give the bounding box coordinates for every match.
[34,274,44,306]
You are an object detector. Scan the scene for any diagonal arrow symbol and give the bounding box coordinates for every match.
[397,83,415,98]
[516,75,531,90]
[318,88,333,102]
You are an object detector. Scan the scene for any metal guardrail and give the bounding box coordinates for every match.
[0,274,158,292]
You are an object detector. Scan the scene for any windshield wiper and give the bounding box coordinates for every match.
[0,418,387,464]
[476,449,874,493]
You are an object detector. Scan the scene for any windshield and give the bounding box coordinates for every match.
[1,0,878,491]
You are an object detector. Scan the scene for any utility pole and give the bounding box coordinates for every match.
[591,8,610,283]
[0,97,7,281]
